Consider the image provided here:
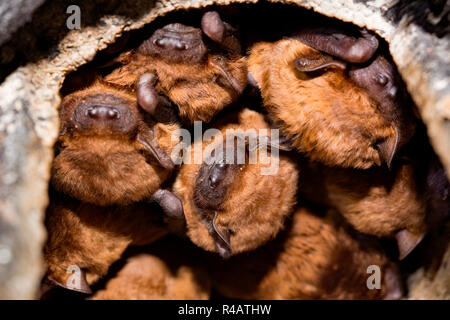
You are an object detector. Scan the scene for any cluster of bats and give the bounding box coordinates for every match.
[42,10,449,300]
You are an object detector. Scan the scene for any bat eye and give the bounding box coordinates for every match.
[388,86,398,99]
[375,74,388,86]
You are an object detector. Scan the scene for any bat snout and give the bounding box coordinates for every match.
[72,99,136,134]
[86,105,120,120]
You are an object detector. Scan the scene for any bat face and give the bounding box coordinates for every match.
[139,23,207,64]
[193,147,243,211]
[173,109,298,258]
[349,56,401,109]
[248,39,404,169]
[348,56,416,165]
[52,79,174,206]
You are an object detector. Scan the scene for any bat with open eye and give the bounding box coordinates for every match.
[248,37,415,169]
[92,238,211,300]
[173,108,299,258]
[209,206,403,300]
[104,11,247,124]
[44,78,184,294]
[298,160,427,260]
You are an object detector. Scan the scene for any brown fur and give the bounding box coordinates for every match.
[248,39,400,169]
[173,108,299,256]
[105,49,247,123]
[298,160,426,241]
[45,79,180,291]
[52,79,176,206]
[44,195,168,288]
[92,239,211,300]
[210,206,403,300]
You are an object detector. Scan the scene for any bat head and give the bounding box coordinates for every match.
[52,79,174,206]
[139,23,207,64]
[175,110,298,259]
[348,55,416,167]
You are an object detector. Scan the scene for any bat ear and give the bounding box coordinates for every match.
[150,189,184,220]
[137,72,159,114]
[395,229,425,260]
[201,11,241,54]
[212,212,232,259]
[136,132,175,170]
[294,56,347,73]
[294,27,378,63]
[376,126,399,169]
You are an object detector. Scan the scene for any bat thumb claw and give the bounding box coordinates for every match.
[395,229,425,260]
[376,126,400,169]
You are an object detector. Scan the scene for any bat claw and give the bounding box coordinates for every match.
[376,126,399,169]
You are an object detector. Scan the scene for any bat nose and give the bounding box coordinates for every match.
[154,37,188,50]
[86,105,120,120]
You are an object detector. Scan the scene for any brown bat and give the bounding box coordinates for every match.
[52,78,180,209]
[105,11,247,124]
[173,108,299,258]
[44,78,183,293]
[293,24,415,159]
[92,238,211,300]
[298,160,427,260]
[209,206,403,300]
[248,37,415,169]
